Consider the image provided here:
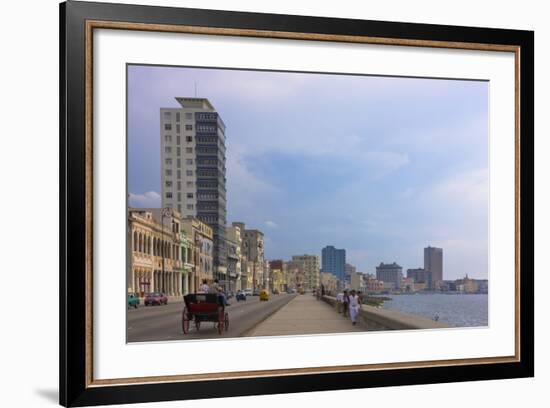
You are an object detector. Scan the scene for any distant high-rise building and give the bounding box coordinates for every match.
[424,246,443,285]
[376,262,403,289]
[321,246,346,281]
[160,97,227,281]
[406,268,433,289]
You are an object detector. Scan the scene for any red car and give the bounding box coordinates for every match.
[144,292,168,306]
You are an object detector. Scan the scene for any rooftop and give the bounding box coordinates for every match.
[175,97,215,111]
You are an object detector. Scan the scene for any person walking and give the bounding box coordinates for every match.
[342,290,350,318]
[336,292,344,313]
[348,289,361,325]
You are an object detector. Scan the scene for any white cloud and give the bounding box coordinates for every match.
[265,220,278,229]
[225,151,280,214]
[430,168,488,210]
[129,191,161,208]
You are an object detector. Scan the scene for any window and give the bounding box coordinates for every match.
[166,192,172,198]
[178,204,182,212]
[164,123,172,131]
[163,111,171,120]
[176,112,180,122]
[186,136,193,142]
[177,147,181,156]
[176,135,180,145]
[186,147,193,153]
[177,158,181,168]
[187,181,194,187]
[186,170,193,176]
[186,159,193,165]
[165,158,172,165]
[177,170,181,179]
[177,181,181,190]
[187,193,194,199]
[164,135,172,143]
[185,113,193,120]
[176,124,180,133]
[165,146,171,154]
[185,124,193,131]
[177,192,181,201]
[165,181,172,187]
[187,204,194,210]
[165,169,172,176]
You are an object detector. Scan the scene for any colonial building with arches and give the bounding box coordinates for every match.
[128,208,196,298]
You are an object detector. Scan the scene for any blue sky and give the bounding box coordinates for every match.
[128,65,489,280]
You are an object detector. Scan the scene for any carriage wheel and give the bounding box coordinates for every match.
[217,308,225,334]
[195,319,201,331]
[224,312,229,332]
[181,307,190,334]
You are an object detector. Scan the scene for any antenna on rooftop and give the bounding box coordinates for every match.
[194,82,197,97]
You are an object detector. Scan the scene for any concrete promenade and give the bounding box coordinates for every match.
[248,293,364,336]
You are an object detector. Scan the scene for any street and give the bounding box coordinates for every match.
[127,293,297,342]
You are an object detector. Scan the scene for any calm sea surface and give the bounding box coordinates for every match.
[380,293,488,327]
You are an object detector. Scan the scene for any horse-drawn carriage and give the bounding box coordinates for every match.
[181,293,229,334]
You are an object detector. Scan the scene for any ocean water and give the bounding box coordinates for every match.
[380,293,488,327]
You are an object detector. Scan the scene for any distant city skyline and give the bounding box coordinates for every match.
[128,65,489,279]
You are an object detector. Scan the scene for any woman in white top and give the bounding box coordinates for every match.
[348,290,361,325]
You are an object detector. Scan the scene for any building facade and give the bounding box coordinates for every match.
[285,259,305,290]
[376,262,403,289]
[225,225,242,292]
[424,246,443,286]
[269,260,286,292]
[128,208,193,297]
[345,263,356,287]
[160,97,227,282]
[365,277,385,293]
[406,267,433,290]
[291,255,320,291]
[350,271,364,291]
[233,222,265,289]
[180,216,213,292]
[321,245,346,282]
[320,272,338,294]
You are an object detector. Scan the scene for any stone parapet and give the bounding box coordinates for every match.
[321,295,448,330]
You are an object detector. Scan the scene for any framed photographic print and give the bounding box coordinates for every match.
[60,0,534,406]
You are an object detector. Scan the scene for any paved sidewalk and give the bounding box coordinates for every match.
[249,293,364,336]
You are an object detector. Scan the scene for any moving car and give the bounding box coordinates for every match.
[127,293,139,308]
[144,292,168,306]
[272,289,280,295]
[259,289,269,301]
[236,291,247,301]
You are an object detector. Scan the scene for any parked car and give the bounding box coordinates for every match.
[127,293,139,309]
[144,292,168,306]
[252,289,260,296]
[272,289,280,295]
[260,289,269,301]
[236,291,247,301]
[243,289,253,296]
